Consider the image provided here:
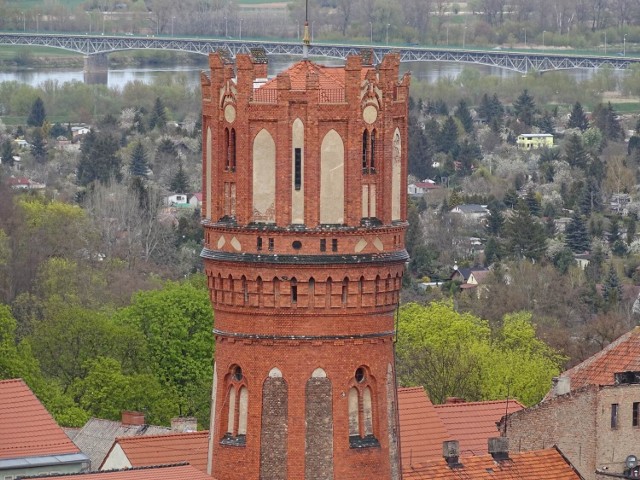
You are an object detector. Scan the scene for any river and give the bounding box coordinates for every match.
[0,57,603,90]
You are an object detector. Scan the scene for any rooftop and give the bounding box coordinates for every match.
[403,447,583,480]
[258,59,372,92]
[24,463,212,480]
[101,431,209,473]
[0,378,81,461]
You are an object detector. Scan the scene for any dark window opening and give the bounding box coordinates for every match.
[233,366,243,381]
[370,129,376,172]
[291,279,298,304]
[268,238,274,251]
[320,239,327,252]
[612,403,619,429]
[342,278,348,305]
[362,130,369,173]
[332,239,338,252]
[355,367,366,383]
[292,240,302,250]
[225,128,230,169]
[257,237,263,251]
[230,128,236,170]
[634,402,640,427]
[294,147,302,191]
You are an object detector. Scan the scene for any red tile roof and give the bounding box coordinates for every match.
[32,463,211,479]
[558,326,640,392]
[0,378,81,459]
[403,447,583,480]
[398,387,450,465]
[102,431,209,473]
[434,399,525,456]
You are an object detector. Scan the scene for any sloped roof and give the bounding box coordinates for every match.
[403,447,584,480]
[72,419,171,470]
[257,59,371,92]
[433,399,525,456]
[397,387,450,466]
[0,378,81,460]
[102,432,209,473]
[555,326,640,392]
[27,463,211,480]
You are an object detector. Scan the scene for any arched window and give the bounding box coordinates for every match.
[326,277,333,307]
[242,276,248,305]
[273,277,280,306]
[257,276,263,307]
[228,274,234,305]
[359,276,365,306]
[224,128,231,170]
[342,277,348,305]
[309,277,315,308]
[291,278,298,305]
[348,366,379,448]
[362,130,369,172]
[370,129,376,172]
[374,275,380,306]
[221,365,248,446]
[230,128,236,170]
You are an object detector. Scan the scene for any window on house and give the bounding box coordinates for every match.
[291,278,298,304]
[257,236,263,251]
[294,148,302,191]
[320,239,326,252]
[224,128,230,169]
[370,129,376,172]
[230,128,236,170]
[611,403,619,429]
[332,238,338,252]
[268,238,274,251]
[221,365,248,446]
[634,402,640,427]
[348,366,378,448]
[342,278,348,305]
[362,130,369,172]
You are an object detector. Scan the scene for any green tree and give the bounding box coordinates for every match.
[129,141,150,178]
[0,140,14,168]
[568,101,590,131]
[593,102,624,141]
[405,201,423,257]
[563,133,588,169]
[77,130,122,185]
[505,200,547,261]
[537,110,555,135]
[602,265,623,306]
[552,247,576,274]
[438,116,459,154]
[627,215,637,245]
[115,277,213,419]
[30,128,47,164]
[486,205,504,237]
[148,97,167,130]
[565,211,590,253]
[454,99,474,134]
[169,162,190,193]
[525,188,541,217]
[27,97,46,127]
[513,89,536,127]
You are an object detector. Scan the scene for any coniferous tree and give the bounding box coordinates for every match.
[478,93,492,121]
[503,189,518,209]
[484,236,502,265]
[608,216,621,245]
[568,102,590,131]
[537,110,555,135]
[0,140,15,168]
[30,128,47,164]
[169,162,190,193]
[565,211,590,253]
[603,265,623,306]
[525,188,541,217]
[627,215,637,246]
[513,89,536,127]
[593,102,624,141]
[455,99,474,134]
[405,201,423,257]
[148,97,167,130]
[27,97,46,127]
[129,141,150,178]
[77,130,122,186]
[505,199,547,261]
[563,133,588,169]
[585,245,605,283]
[486,205,504,237]
[457,139,481,175]
[438,116,459,154]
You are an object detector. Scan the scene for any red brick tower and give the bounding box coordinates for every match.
[201,48,410,480]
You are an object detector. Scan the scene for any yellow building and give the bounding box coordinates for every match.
[517,133,554,149]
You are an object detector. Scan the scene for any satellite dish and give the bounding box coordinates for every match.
[626,455,638,469]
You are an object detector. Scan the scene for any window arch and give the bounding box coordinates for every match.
[342,277,349,305]
[230,128,236,170]
[228,274,234,305]
[242,276,248,305]
[221,365,248,446]
[348,366,379,448]
[224,128,230,170]
[257,276,263,307]
[370,129,376,172]
[291,277,298,305]
[362,130,369,172]
[326,277,333,307]
[273,277,280,306]
[308,277,315,308]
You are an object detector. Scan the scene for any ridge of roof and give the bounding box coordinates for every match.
[22,463,190,478]
[434,398,526,409]
[115,431,208,444]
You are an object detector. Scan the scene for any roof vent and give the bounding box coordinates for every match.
[488,437,509,461]
[443,440,462,468]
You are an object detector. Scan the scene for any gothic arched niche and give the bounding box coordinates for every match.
[391,127,402,221]
[320,129,345,224]
[253,129,276,223]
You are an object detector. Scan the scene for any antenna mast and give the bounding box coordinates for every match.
[302,0,310,59]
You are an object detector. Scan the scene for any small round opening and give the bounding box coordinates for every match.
[292,240,302,250]
[233,366,243,381]
[355,367,366,383]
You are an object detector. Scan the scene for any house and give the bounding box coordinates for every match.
[189,192,203,208]
[100,431,209,473]
[408,180,440,196]
[70,412,173,470]
[0,378,90,479]
[516,133,554,149]
[403,441,584,480]
[450,266,490,288]
[502,327,640,480]
[397,387,524,464]
[164,194,189,207]
[6,176,46,190]
[13,138,30,149]
[71,126,91,139]
[25,463,211,480]
[450,204,489,220]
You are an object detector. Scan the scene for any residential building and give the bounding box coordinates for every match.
[200,46,410,480]
[450,204,489,220]
[403,441,584,480]
[516,133,554,149]
[27,463,211,480]
[100,431,209,473]
[408,180,440,196]
[0,378,89,479]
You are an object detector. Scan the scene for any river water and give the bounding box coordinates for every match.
[0,56,601,90]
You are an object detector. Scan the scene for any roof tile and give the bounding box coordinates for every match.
[0,378,80,459]
[25,463,211,480]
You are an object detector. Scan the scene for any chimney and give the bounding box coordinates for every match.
[443,440,461,467]
[445,397,466,404]
[552,376,571,396]
[121,411,145,426]
[171,417,198,432]
[488,437,509,461]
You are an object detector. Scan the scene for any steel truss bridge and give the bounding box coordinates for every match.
[1,32,638,74]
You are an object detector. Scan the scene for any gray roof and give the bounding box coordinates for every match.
[453,204,488,214]
[71,419,171,470]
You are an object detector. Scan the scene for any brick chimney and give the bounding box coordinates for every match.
[443,440,461,467]
[488,437,509,461]
[121,411,145,426]
[171,417,198,432]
